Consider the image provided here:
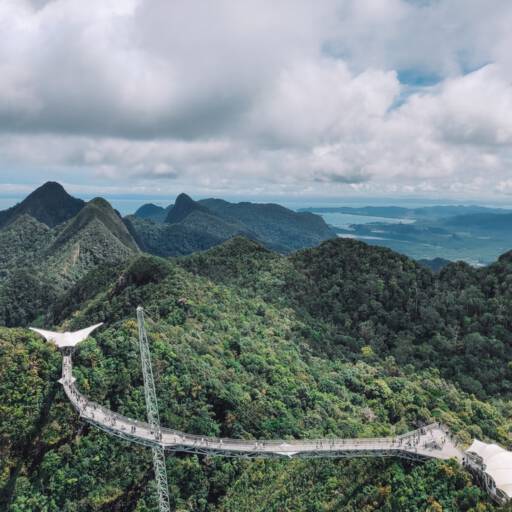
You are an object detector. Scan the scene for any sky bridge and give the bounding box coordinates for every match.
[30,320,512,508]
[61,353,461,462]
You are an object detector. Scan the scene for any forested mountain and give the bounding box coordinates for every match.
[0,197,140,326]
[198,198,335,250]
[1,185,512,510]
[2,238,512,511]
[181,237,512,398]
[131,193,337,254]
[0,184,334,325]
[134,203,172,223]
[0,181,84,229]
[128,193,255,257]
[165,193,211,224]
[51,197,140,254]
[126,216,236,258]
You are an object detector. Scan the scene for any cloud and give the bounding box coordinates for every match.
[0,0,512,200]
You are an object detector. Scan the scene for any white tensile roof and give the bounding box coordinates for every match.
[467,439,512,498]
[29,323,103,348]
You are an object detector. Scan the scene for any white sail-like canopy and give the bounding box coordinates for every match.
[29,323,103,348]
[466,439,512,499]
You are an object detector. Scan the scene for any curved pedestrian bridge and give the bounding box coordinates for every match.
[60,353,462,462]
[31,324,512,505]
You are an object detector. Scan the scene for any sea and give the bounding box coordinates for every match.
[318,212,415,230]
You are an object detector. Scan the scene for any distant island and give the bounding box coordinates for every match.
[301,205,512,265]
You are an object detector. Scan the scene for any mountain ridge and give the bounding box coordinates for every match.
[0,193,140,326]
[165,193,211,224]
[131,192,336,255]
[1,214,512,509]
[0,181,85,229]
[50,197,139,254]
[134,203,172,223]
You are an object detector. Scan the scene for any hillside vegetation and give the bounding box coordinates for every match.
[0,184,337,327]
[0,197,140,326]
[182,237,512,398]
[1,184,512,510]
[0,181,84,229]
[1,238,512,510]
[131,193,336,255]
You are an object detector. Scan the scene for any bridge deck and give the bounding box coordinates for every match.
[61,355,462,461]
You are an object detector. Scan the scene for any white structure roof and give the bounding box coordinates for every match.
[467,439,512,498]
[30,323,103,348]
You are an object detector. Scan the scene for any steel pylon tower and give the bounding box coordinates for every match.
[136,306,171,512]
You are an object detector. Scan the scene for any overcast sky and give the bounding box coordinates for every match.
[1,0,512,203]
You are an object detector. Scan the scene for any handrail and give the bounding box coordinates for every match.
[61,354,459,459]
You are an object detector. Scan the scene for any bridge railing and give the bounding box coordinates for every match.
[62,355,441,451]
[158,422,439,449]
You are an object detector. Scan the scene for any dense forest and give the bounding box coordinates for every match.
[1,236,512,511]
[0,183,337,328]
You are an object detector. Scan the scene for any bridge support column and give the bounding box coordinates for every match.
[152,445,171,512]
[137,306,171,512]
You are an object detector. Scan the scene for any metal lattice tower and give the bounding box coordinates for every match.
[136,306,171,512]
